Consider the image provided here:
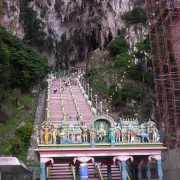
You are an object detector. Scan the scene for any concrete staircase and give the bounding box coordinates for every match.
[100,164,121,180]
[71,82,94,125]
[87,162,99,180]
[49,78,93,126]
[50,80,63,126]
[49,162,99,180]
[49,162,74,180]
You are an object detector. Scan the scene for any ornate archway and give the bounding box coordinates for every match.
[90,112,115,128]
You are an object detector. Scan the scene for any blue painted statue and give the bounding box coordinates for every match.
[109,128,115,143]
[135,117,139,125]
[119,118,123,127]
[136,132,149,142]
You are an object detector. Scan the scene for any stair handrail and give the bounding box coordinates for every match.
[117,161,131,180]
[126,164,132,180]
[126,171,131,180]
[71,165,76,180]
[94,162,103,180]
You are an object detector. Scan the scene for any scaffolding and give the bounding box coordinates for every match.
[146,0,180,149]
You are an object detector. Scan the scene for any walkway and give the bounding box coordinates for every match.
[49,77,93,126]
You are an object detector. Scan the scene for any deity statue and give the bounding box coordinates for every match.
[147,119,156,128]
[127,130,132,143]
[80,122,88,142]
[91,129,96,143]
[71,133,75,142]
[96,122,107,142]
[135,117,139,125]
[119,118,123,127]
[152,127,159,142]
[115,123,122,142]
[109,128,115,143]
[51,126,57,144]
[44,125,50,144]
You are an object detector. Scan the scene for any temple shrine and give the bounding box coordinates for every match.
[35,73,165,180]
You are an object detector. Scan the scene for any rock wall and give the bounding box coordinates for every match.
[1,0,147,68]
[2,0,24,39]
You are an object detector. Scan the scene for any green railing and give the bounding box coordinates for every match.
[53,70,69,78]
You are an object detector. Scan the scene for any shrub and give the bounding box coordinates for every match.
[107,30,128,58]
[132,86,143,99]
[114,52,131,69]
[123,7,146,25]
[16,123,33,146]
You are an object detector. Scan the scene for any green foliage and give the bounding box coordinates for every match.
[10,46,49,90]
[109,84,124,105]
[88,68,109,98]
[134,0,145,6]
[114,52,131,69]
[133,35,150,58]
[0,27,49,94]
[138,102,152,118]
[129,35,154,86]
[132,86,143,99]
[123,7,146,25]
[109,83,135,106]
[107,29,128,58]
[16,123,33,146]
[20,0,46,47]
[0,90,37,163]
[5,139,22,155]
[128,60,145,81]
[91,79,108,98]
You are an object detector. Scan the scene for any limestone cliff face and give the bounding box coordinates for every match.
[2,0,24,39]
[1,0,146,68]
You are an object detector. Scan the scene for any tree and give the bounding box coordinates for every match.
[0,27,49,93]
[107,35,128,58]
[123,7,146,25]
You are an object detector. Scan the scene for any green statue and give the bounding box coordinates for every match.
[109,128,115,143]
[119,118,123,127]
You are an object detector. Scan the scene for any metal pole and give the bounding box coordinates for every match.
[87,84,89,96]
[100,102,102,112]
[95,95,97,110]
[91,89,92,101]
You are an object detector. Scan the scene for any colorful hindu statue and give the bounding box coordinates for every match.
[96,122,107,142]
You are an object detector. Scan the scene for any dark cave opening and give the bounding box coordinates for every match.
[89,29,99,51]
[107,31,113,43]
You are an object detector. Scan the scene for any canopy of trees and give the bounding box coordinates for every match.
[107,29,128,58]
[0,27,49,100]
[123,7,146,25]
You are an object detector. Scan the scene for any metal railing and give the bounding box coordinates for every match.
[94,163,103,180]
[71,165,76,180]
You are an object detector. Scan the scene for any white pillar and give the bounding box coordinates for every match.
[100,102,102,112]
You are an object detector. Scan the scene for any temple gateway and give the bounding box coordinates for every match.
[35,74,165,180]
